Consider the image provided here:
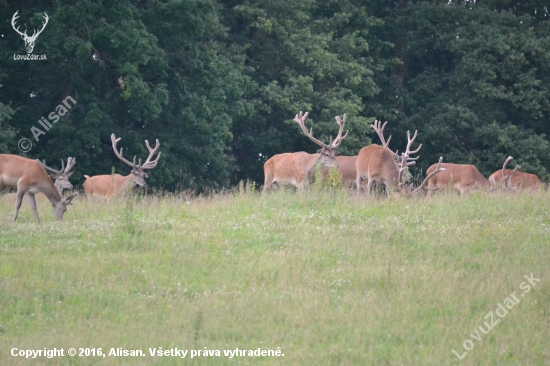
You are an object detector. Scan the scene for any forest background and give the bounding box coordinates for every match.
[1,0,550,191]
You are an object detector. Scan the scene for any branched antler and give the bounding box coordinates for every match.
[111,134,161,170]
[502,156,520,189]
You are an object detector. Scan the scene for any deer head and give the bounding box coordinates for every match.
[372,120,421,185]
[11,11,49,54]
[294,111,349,168]
[111,134,161,189]
[38,157,76,191]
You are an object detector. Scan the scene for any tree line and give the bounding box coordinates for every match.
[1,0,550,191]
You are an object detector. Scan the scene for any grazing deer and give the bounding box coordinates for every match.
[426,162,497,196]
[263,112,349,191]
[356,121,432,197]
[83,134,161,198]
[39,157,76,191]
[1,157,76,204]
[322,155,359,188]
[0,154,77,222]
[371,120,417,184]
[488,156,541,192]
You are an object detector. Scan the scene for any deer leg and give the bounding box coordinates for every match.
[26,193,40,223]
[384,182,392,198]
[356,176,363,197]
[366,179,374,198]
[13,189,26,223]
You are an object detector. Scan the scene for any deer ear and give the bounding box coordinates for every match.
[49,173,56,180]
[66,171,74,178]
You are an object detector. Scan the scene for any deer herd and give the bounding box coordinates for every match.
[0,112,544,222]
[262,111,541,197]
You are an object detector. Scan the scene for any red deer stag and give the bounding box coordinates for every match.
[263,112,349,191]
[322,120,417,190]
[356,129,444,197]
[39,157,76,192]
[1,157,76,204]
[322,155,359,188]
[488,156,541,192]
[357,129,419,197]
[370,120,418,185]
[0,154,77,222]
[83,134,161,198]
[425,161,496,196]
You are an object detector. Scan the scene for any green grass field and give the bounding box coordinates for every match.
[0,187,549,365]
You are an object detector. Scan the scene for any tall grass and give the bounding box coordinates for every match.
[0,188,548,365]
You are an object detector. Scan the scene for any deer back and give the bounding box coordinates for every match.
[489,169,541,190]
[427,163,490,192]
[357,145,400,186]
[0,154,59,196]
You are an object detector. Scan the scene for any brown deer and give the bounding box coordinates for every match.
[83,134,161,198]
[2,157,76,204]
[263,112,349,191]
[356,128,444,197]
[425,163,490,195]
[321,155,359,188]
[488,156,541,192]
[0,154,77,222]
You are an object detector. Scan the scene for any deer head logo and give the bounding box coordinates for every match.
[11,11,49,54]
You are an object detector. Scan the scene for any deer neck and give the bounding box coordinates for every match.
[42,182,63,205]
[307,153,325,181]
[53,181,64,194]
[118,173,136,194]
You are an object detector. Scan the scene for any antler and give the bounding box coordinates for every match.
[294,111,327,148]
[371,120,392,148]
[111,134,140,169]
[38,159,63,175]
[38,157,75,176]
[403,130,422,165]
[502,156,520,189]
[140,139,161,170]
[410,157,446,194]
[331,114,349,148]
[64,157,76,174]
[111,134,161,170]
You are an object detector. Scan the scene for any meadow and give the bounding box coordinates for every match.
[0,185,549,365]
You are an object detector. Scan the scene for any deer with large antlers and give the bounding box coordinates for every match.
[0,154,77,222]
[39,157,76,192]
[11,11,49,54]
[1,157,76,204]
[356,124,437,197]
[83,134,161,198]
[263,111,349,191]
[488,157,541,192]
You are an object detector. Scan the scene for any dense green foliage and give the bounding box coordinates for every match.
[2,0,550,189]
